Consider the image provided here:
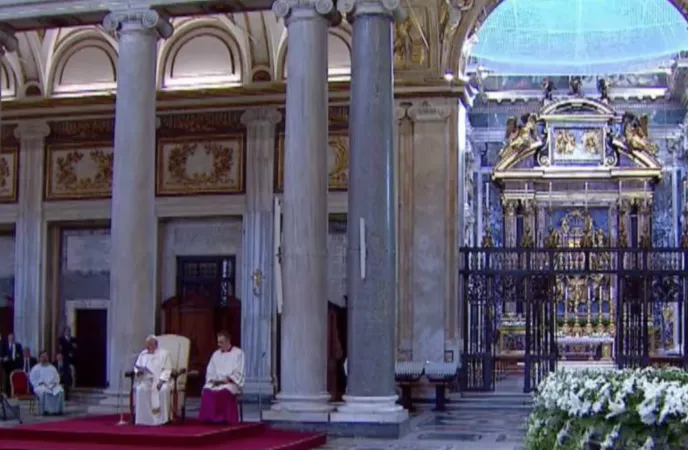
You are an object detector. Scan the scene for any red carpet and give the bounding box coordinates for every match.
[0,415,326,450]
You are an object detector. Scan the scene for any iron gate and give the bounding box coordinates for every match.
[460,247,688,393]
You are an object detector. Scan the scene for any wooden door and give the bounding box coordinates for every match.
[75,309,107,388]
[162,256,239,396]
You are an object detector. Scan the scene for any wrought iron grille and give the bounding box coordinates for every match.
[459,247,688,392]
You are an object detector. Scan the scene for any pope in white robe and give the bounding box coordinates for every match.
[29,351,65,416]
[133,335,172,426]
[198,331,245,424]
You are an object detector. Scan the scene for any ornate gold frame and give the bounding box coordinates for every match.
[155,133,246,196]
[0,144,18,203]
[44,141,113,201]
[274,128,349,192]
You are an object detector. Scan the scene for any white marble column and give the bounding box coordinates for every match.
[331,0,407,424]
[263,0,334,422]
[13,121,50,353]
[240,107,282,398]
[102,8,172,392]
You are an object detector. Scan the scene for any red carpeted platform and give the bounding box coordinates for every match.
[0,415,326,450]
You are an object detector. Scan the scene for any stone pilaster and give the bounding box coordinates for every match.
[406,99,453,368]
[102,8,172,393]
[331,0,407,425]
[13,121,50,353]
[263,0,334,422]
[240,107,282,399]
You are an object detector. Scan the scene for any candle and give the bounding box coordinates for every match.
[485,181,489,210]
[585,182,588,209]
[549,182,553,209]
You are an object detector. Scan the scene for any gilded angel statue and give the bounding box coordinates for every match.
[622,112,658,155]
[502,113,539,155]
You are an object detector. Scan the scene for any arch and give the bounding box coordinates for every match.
[445,0,688,76]
[46,29,117,97]
[276,26,352,81]
[0,59,18,99]
[158,17,249,90]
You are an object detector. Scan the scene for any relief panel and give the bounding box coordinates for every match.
[275,130,349,192]
[45,143,113,200]
[0,145,18,203]
[156,135,245,196]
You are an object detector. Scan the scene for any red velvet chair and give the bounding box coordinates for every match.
[10,370,36,415]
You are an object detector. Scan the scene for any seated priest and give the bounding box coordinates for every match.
[133,335,172,426]
[199,331,245,424]
[29,351,65,416]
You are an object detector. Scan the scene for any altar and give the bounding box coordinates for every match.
[484,96,680,363]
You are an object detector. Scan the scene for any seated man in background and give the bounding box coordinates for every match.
[29,351,65,416]
[133,335,172,426]
[1,334,23,394]
[199,331,245,424]
[53,352,73,400]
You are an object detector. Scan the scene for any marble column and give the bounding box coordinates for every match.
[263,0,333,421]
[240,107,282,399]
[102,8,172,392]
[331,0,407,423]
[13,121,50,353]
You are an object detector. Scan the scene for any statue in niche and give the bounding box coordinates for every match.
[541,78,555,103]
[569,76,583,96]
[577,214,594,248]
[618,220,629,248]
[594,229,608,247]
[639,224,652,249]
[520,227,534,248]
[621,112,659,155]
[503,113,539,155]
[597,78,610,103]
[545,227,560,248]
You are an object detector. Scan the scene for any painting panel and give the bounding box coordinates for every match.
[0,145,18,203]
[45,143,113,200]
[551,127,604,164]
[156,134,245,196]
[275,131,349,192]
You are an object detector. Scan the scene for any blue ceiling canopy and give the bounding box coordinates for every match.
[468,0,688,75]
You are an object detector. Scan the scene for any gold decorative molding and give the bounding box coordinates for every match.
[394,4,433,74]
[0,145,18,203]
[275,130,350,192]
[48,119,114,142]
[45,143,113,200]
[158,111,243,135]
[156,135,245,196]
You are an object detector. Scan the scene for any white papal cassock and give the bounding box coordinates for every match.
[134,347,172,426]
[29,363,65,415]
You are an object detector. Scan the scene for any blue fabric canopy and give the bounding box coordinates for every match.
[469,0,688,75]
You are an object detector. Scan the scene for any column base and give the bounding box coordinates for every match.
[330,395,408,424]
[242,378,274,403]
[261,393,333,423]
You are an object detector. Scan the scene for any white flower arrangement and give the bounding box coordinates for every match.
[525,367,688,449]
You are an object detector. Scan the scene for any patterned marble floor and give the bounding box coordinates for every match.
[0,377,532,450]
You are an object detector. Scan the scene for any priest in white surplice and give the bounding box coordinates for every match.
[29,351,65,416]
[198,331,245,424]
[133,336,172,426]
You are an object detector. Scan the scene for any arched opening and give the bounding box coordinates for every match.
[456,0,688,393]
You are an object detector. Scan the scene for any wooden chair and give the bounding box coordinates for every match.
[125,335,198,423]
[10,370,36,415]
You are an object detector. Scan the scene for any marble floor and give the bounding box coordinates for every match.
[0,377,532,450]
